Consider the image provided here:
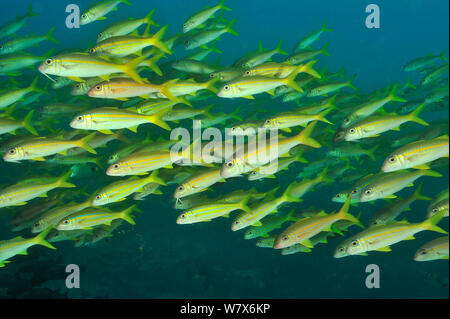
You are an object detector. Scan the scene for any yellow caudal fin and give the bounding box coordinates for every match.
[315,107,333,125]
[56,171,76,188]
[22,110,38,136]
[149,25,172,54]
[158,79,181,103]
[28,76,47,95]
[316,167,333,184]
[295,121,321,148]
[76,132,97,154]
[32,227,56,250]
[120,205,137,225]
[408,103,429,126]
[412,182,432,201]
[281,182,302,203]
[421,169,443,178]
[146,170,166,186]
[144,109,171,131]
[238,195,252,214]
[299,60,321,79]
[335,196,360,223]
[204,76,220,94]
[144,8,159,27]
[388,83,407,102]
[142,52,164,76]
[118,55,147,84]
[421,210,448,234]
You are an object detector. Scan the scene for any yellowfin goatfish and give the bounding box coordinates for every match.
[0,110,38,136]
[343,103,429,141]
[176,196,250,224]
[70,107,170,133]
[174,167,225,200]
[262,107,332,131]
[90,25,172,57]
[231,183,301,231]
[294,21,332,52]
[218,63,320,99]
[97,8,159,42]
[92,170,165,206]
[244,209,298,240]
[286,42,330,65]
[183,0,231,33]
[0,171,75,208]
[0,3,37,38]
[0,228,55,268]
[414,236,449,261]
[238,40,289,69]
[359,169,442,202]
[369,183,431,226]
[3,133,97,162]
[0,27,58,55]
[273,196,359,249]
[80,0,132,25]
[307,75,356,97]
[38,53,148,84]
[0,77,46,110]
[343,211,448,256]
[382,135,449,172]
[56,205,138,230]
[106,150,172,176]
[184,19,238,50]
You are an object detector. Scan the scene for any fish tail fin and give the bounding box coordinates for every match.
[295,121,321,148]
[147,170,166,186]
[282,183,302,203]
[283,65,304,92]
[299,60,321,79]
[276,39,288,55]
[413,182,432,201]
[421,210,448,234]
[144,8,159,27]
[120,205,137,225]
[144,109,171,131]
[202,104,214,118]
[144,53,164,76]
[29,76,47,95]
[219,0,232,11]
[57,171,76,188]
[408,103,428,126]
[294,149,308,163]
[346,74,357,90]
[119,55,147,84]
[317,167,333,183]
[45,27,58,44]
[226,19,239,36]
[33,227,57,250]
[150,25,172,54]
[159,78,181,104]
[315,107,333,125]
[230,105,242,121]
[336,196,359,223]
[239,195,252,214]
[321,20,332,32]
[366,145,378,161]
[27,3,38,17]
[321,42,331,56]
[421,169,442,178]
[22,110,38,136]
[77,132,97,154]
[205,76,220,94]
[440,49,448,62]
[388,83,407,102]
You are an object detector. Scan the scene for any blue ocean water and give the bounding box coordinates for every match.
[0,0,448,298]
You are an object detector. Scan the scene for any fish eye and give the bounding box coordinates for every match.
[209,73,215,78]
[420,250,427,255]
[95,85,102,90]
[113,164,119,169]
[34,222,40,227]
[89,48,95,53]
[251,171,257,175]
[81,14,86,19]
[282,236,288,241]
[63,220,69,224]
[181,214,185,218]
[183,23,187,27]
[178,186,183,191]
[343,118,349,123]
[45,59,53,65]
[223,85,230,90]
[349,128,355,133]
[351,189,357,194]
[234,221,239,225]
[389,157,396,163]
[77,116,83,121]
[365,189,371,194]
[75,84,80,88]
[98,33,102,38]
[338,247,344,252]
[265,120,271,125]
[185,41,190,45]
[95,195,101,200]
[226,162,233,167]
[244,71,250,75]
[432,208,438,213]
[351,240,358,246]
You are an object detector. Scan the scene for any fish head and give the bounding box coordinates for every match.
[333,129,346,143]
[184,38,198,50]
[182,20,195,34]
[273,232,296,249]
[231,216,247,231]
[92,192,109,206]
[71,82,89,96]
[97,31,112,43]
[262,118,279,129]
[381,154,403,172]
[217,83,239,98]
[176,211,193,224]
[3,146,24,162]
[88,82,109,98]
[331,191,349,203]
[244,229,257,240]
[173,183,191,199]
[340,115,354,129]
[220,158,244,178]
[343,126,361,141]
[0,43,12,55]
[31,220,47,234]
[359,186,378,202]
[70,112,92,130]
[334,239,352,258]
[56,217,77,231]
[414,247,438,262]
[106,161,129,176]
[248,170,262,181]
[80,11,95,26]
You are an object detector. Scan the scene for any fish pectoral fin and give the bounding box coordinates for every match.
[18,250,28,256]
[413,164,430,170]
[358,252,369,256]
[301,239,314,248]
[98,129,114,135]
[384,195,397,199]
[31,157,46,161]
[242,95,255,100]
[97,16,107,20]
[115,198,127,202]
[13,202,28,206]
[38,193,48,198]
[375,246,392,252]
[127,126,138,133]
[404,235,415,240]
[67,76,84,82]
[392,126,401,131]
[115,98,129,101]
[252,221,263,226]
[99,75,110,81]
